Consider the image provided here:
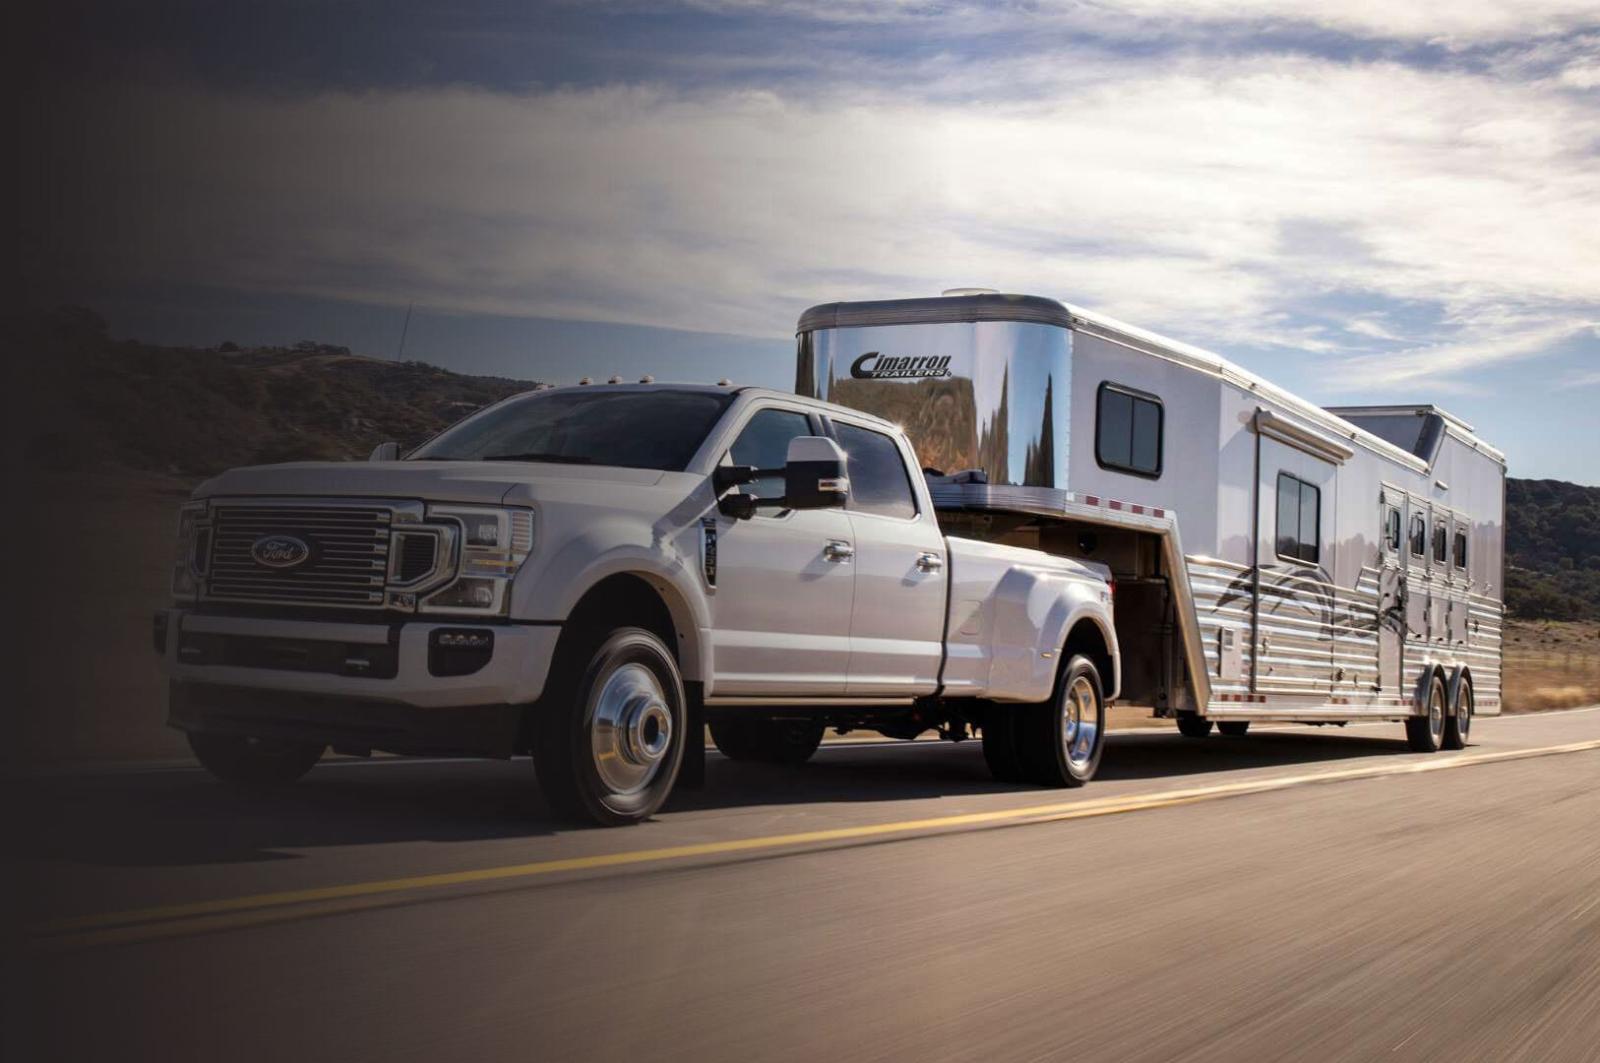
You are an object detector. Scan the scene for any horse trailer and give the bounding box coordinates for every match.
[796,292,1505,749]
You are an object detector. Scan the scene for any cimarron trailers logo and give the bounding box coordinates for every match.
[849,352,953,380]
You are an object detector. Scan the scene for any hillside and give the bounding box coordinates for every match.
[3,307,1593,620]
[1506,479,1600,620]
[4,306,536,477]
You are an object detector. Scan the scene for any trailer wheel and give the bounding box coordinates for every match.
[981,709,1029,783]
[1442,675,1473,751]
[188,733,324,785]
[533,626,686,826]
[709,718,826,765]
[1176,713,1213,739]
[1217,721,1250,737]
[1018,655,1106,787]
[1405,672,1448,753]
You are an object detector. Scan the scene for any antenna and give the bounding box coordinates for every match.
[395,302,414,361]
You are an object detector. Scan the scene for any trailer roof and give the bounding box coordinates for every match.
[795,294,1506,470]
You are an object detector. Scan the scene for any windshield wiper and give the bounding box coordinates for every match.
[478,451,593,464]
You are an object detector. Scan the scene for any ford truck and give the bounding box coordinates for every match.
[156,383,1119,824]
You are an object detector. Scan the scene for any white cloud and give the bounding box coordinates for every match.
[33,45,1600,382]
[677,0,1600,45]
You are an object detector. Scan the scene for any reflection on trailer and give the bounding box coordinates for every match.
[796,293,1504,751]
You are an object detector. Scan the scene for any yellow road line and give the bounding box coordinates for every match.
[33,738,1600,949]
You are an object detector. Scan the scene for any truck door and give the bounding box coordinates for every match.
[830,420,947,697]
[1376,492,1404,693]
[710,406,855,696]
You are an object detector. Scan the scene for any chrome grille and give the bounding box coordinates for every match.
[206,502,393,608]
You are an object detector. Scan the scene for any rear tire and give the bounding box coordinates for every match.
[533,626,686,826]
[1405,672,1448,753]
[709,717,826,765]
[1442,676,1472,751]
[981,708,1029,783]
[1217,721,1251,737]
[187,732,324,785]
[1176,713,1213,739]
[1018,655,1106,787]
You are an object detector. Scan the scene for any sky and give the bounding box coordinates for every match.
[20,0,1600,483]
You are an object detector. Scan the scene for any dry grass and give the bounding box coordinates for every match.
[1502,619,1600,712]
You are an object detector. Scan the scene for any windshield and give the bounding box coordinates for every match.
[410,389,734,471]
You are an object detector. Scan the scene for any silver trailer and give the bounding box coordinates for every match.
[796,292,1505,749]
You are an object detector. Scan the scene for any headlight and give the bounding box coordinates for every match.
[171,500,210,601]
[419,505,534,615]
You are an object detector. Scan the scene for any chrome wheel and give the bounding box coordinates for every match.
[1062,674,1099,773]
[590,662,674,796]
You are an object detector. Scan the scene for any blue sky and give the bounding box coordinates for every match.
[25,0,1600,482]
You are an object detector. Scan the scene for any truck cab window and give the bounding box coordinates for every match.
[1096,383,1163,477]
[727,408,813,500]
[1276,472,1320,564]
[834,422,917,519]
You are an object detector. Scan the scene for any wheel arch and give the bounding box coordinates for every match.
[1411,663,1449,715]
[558,572,704,681]
[1061,614,1118,702]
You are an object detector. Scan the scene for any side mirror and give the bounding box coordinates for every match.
[783,436,849,510]
[369,441,401,462]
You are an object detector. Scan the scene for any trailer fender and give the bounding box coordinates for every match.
[1411,665,1446,715]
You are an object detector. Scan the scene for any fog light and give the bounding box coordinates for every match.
[429,628,495,677]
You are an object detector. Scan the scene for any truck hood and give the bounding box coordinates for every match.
[194,460,667,506]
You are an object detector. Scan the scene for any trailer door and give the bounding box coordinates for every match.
[1377,491,1405,693]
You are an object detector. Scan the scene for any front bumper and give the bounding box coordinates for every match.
[155,609,562,756]
[155,610,561,708]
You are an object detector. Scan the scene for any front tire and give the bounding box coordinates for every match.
[187,732,324,785]
[709,717,826,765]
[1442,676,1472,751]
[1405,672,1448,753]
[533,627,686,826]
[1018,655,1106,787]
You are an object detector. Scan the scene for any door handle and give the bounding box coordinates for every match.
[823,540,854,563]
[915,552,943,573]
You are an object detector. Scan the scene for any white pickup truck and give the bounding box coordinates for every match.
[156,384,1119,824]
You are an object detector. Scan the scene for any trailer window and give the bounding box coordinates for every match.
[1433,521,1448,565]
[1276,473,1321,565]
[1453,529,1468,570]
[1383,506,1402,554]
[1410,514,1426,558]
[835,422,918,520]
[1096,383,1163,478]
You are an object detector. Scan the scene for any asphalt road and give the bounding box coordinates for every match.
[9,708,1600,1062]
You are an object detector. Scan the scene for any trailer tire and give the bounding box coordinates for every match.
[533,626,686,826]
[709,718,826,765]
[1442,675,1472,751]
[1176,712,1213,739]
[1217,721,1251,737]
[1018,655,1105,787]
[1405,672,1448,754]
[188,733,324,785]
[981,709,1029,783]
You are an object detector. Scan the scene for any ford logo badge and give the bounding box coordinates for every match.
[251,535,311,569]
